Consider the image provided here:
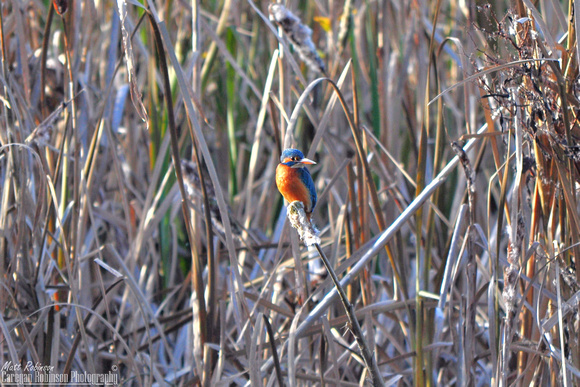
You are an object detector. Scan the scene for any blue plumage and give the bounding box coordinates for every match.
[297,166,317,211]
[279,149,306,164]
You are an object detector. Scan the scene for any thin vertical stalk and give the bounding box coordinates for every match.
[40,6,55,119]
[313,243,385,387]
[415,0,443,383]
[146,12,212,381]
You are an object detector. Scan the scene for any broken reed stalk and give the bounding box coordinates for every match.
[285,201,385,386]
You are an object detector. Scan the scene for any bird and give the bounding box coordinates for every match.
[276,148,317,219]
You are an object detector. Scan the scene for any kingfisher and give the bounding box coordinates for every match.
[276,149,317,219]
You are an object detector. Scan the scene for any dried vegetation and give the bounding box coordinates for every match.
[1,0,580,385]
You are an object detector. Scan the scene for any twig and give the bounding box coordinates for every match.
[312,243,385,387]
[263,315,285,387]
[284,202,384,386]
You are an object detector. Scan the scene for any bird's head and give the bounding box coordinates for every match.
[280,149,316,168]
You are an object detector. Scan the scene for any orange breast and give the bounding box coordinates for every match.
[276,163,313,213]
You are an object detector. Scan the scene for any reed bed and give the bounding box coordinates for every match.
[1,0,579,385]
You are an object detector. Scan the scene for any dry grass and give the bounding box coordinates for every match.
[1,0,580,385]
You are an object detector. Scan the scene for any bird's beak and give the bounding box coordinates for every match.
[292,158,316,168]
